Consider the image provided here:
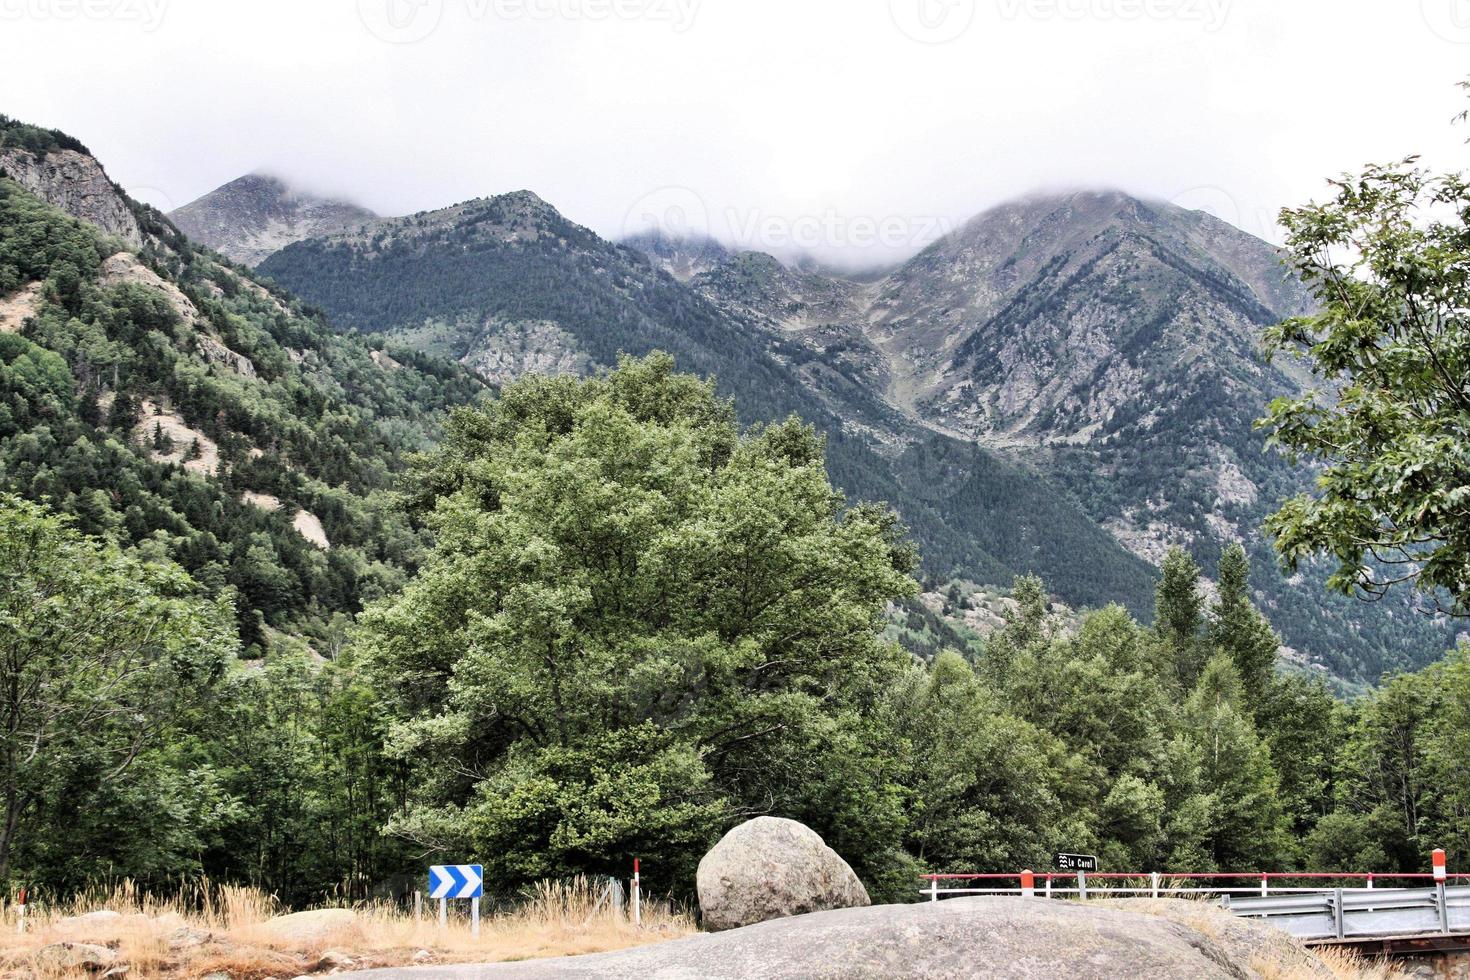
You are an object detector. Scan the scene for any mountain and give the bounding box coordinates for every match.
[0,115,484,652]
[257,191,1160,613]
[671,191,1460,680]
[170,173,377,266]
[619,229,731,281]
[243,165,1459,680]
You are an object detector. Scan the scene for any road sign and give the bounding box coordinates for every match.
[1055,853,1099,872]
[429,864,483,899]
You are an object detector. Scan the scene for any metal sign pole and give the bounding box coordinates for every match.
[438,896,447,929]
[471,896,480,938]
[1078,869,1088,901]
[632,858,641,926]
[1434,848,1450,934]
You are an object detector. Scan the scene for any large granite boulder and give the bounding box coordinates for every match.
[696,816,870,930]
[332,896,1331,979]
[255,907,362,948]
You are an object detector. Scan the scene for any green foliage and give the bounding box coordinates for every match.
[0,176,483,649]
[360,355,918,895]
[0,494,235,888]
[259,196,1160,618]
[1262,159,1470,611]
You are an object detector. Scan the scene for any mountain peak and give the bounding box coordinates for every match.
[170,173,376,266]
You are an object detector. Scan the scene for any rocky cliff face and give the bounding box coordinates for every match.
[656,192,1457,679]
[169,173,376,266]
[0,146,143,246]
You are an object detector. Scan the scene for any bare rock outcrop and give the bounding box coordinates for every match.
[255,908,362,948]
[331,896,1329,979]
[0,147,142,246]
[696,816,870,931]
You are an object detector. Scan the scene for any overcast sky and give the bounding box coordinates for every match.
[3,0,1468,265]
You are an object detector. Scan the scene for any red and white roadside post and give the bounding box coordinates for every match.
[632,858,641,926]
[1020,870,1036,899]
[1434,848,1450,934]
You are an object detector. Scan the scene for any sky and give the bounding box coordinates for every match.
[2,0,1469,266]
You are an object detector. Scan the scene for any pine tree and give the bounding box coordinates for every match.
[1156,548,1205,689]
[1210,544,1279,713]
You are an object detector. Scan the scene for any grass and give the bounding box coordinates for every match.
[0,876,695,979]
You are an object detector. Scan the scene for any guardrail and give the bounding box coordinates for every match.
[918,871,1465,902]
[917,851,1470,943]
[1225,886,1470,940]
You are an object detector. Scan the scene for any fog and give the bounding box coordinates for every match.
[3,0,1468,264]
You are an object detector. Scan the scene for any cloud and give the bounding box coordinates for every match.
[2,0,1466,265]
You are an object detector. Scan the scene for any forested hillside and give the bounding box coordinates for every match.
[0,115,484,651]
[667,194,1464,682]
[258,192,1160,613]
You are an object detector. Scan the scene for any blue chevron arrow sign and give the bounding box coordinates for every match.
[428,864,483,899]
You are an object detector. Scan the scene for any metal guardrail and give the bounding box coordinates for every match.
[1225,885,1470,941]
[916,872,1470,943]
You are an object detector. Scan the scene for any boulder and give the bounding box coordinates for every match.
[331,897,1332,979]
[317,950,357,970]
[256,908,362,948]
[696,816,869,930]
[35,942,117,973]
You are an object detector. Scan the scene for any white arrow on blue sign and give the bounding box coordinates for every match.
[429,864,483,899]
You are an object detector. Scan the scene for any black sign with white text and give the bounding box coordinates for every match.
[1055,852,1099,872]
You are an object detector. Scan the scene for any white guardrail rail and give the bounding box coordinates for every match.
[1224,885,1470,941]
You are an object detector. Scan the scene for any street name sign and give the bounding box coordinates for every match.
[1055,853,1099,872]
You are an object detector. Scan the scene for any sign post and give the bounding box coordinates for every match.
[1434,848,1449,934]
[429,865,484,934]
[1055,853,1099,900]
[632,858,641,926]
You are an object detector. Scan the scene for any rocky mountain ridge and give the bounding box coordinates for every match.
[170,173,376,266]
[216,171,1462,677]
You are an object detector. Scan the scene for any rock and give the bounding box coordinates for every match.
[100,968,129,979]
[201,973,232,980]
[256,908,361,948]
[35,942,117,972]
[329,897,1328,979]
[317,950,356,970]
[411,949,434,963]
[696,816,869,930]
[1103,898,1331,978]
[0,147,143,246]
[166,925,214,949]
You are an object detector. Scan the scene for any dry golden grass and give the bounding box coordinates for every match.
[0,876,694,979]
[1313,945,1409,979]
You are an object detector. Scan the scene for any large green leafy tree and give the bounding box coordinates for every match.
[358,354,917,895]
[1261,159,1470,611]
[0,494,236,889]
